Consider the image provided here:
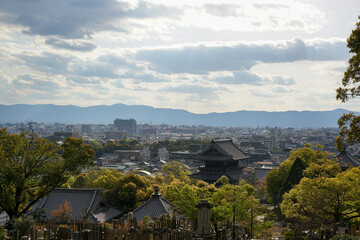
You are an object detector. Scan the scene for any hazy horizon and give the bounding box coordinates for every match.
[0,102,358,115]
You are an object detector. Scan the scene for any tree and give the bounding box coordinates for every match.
[0,128,95,219]
[281,176,350,227]
[50,200,73,223]
[265,144,332,205]
[281,167,360,228]
[336,16,360,150]
[279,157,306,196]
[161,161,189,179]
[265,160,293,205]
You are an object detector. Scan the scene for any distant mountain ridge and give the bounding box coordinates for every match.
[0,104,357,127]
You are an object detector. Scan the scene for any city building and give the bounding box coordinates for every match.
[114,118,137,135]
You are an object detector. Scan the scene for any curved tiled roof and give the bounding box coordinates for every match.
[191,139,249,161]
[335,150,360,168]
[128,191,174,221]
[32,188,124,222]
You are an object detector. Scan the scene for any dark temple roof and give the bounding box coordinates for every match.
[33,188,123,223]
[191,139,249,161]
[334,150,360,168]
[127,188,174,221]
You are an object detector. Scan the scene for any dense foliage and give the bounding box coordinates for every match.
[265,144,334,205]
[0,128,95,219]
[336,16,360,150]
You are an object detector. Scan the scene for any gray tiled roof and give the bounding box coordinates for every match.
[128,192,174,221]
[192,139,249,161]
[335,150,360,168]
[33,188,123,222]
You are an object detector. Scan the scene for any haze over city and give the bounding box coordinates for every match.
[0,0,359,113]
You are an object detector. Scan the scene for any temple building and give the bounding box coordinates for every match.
[190,139,249,184]
[125,187,175,221]
[334,149,360,170]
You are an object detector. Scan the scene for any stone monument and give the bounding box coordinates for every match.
[196,200,213,239]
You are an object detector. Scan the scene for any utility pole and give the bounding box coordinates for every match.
[250,204,253,239]
[233,185,236,240]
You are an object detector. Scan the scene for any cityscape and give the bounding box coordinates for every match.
[0,0,360,239]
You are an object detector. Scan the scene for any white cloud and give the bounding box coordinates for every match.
[135,38,348,74]
[0,0,357,113]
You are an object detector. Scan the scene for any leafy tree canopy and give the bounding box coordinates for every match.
[336,16,360,150]
[0,128,95,219]
[281,167,360,228]
[265,144,333,205]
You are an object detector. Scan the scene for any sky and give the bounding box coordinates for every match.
[0,0,359,114]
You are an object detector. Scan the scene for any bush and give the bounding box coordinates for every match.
[13,216,33,237]
[284,230,294,240]
[0,225,6,240]
[330,234,358,240]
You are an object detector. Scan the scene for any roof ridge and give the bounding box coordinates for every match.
[132,197,155,213]
[54,188,103,191]
[212,140,232,157]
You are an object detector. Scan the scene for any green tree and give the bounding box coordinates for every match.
[303,159,341,179]
[161,161,189,179]
[281,176,350,226]
[173,185,200,220]
[214,175,230,187]
[279,157,306,196]
[265,144,332,205]
[281,167,360,228]
[265,160,293,205]
[336,16,360,150]
[0,128,95,219]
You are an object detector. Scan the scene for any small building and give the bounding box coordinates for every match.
[190,139,250,184]
[126,187,175,221]
[32,188,124,223]
[334,149,360,170]
[114,150,141,162]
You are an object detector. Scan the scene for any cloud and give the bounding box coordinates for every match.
[17,52,138,79]
[136,38,348,74]
[122,1,183,19]
[272,76,296,85]
[0,0,182,39]
[161,84,217,96]
[18,52,72,74]
[250,91,273,98]
[66,76,101,84]
[203,4,241,17]
[45,37,97,51]
[211,71,270,85]
[123,71,169,83]
[71,62,121,79]
[211,70,296,86]
[5,74,62,100]
[253,3,289,11]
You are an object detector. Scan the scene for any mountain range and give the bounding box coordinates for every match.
[0,104,357,128]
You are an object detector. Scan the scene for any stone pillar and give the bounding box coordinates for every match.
[195,200,213,240]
